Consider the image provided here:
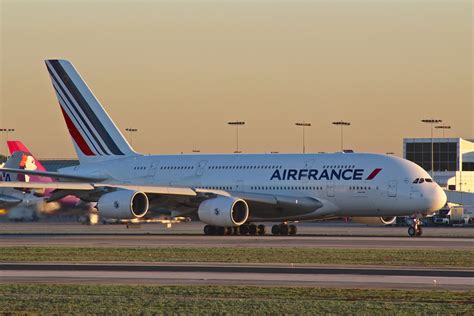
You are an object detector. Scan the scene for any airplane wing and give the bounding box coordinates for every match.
[0,168,105,182]
[0,181,197,197]
[0,181,324,219]
[0,193,22,209]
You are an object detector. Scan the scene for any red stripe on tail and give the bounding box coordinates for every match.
[60,107,94,156]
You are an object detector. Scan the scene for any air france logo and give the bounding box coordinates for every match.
[270,168,382,181]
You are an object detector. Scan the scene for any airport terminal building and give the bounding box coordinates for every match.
[403,138,474,192]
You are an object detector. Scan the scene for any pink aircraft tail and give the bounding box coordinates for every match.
[7,141,51,182]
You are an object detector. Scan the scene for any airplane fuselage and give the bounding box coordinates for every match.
[63,152,446,221]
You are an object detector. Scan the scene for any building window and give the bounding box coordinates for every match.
[405,141,457,171]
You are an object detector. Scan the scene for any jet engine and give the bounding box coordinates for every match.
[351,216,396,226]
[198,196,249,227]
[97,190,149,219]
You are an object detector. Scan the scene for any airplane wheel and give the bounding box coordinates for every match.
[408,226,416,237]
[239,224,250,235]
[416,226,423,236]
[232,226,240,235]
[257,224,266,235]
[271,224,280,235]
[204,225,215,235]
[289,225,297,235]
[249,224,257,235]
[279,224,289,235]
[216,226,226,235]
[224,227,233,235]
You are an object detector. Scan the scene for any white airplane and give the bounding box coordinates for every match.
[0,59,447,236]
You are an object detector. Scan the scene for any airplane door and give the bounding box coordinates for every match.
[327,181,335,197]
[388,180,397,197]
[196,160,208,176]
[235,180,245,192]
[148,161,158,177]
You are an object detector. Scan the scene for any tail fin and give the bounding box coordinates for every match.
[7,141,47,171]
[44,59,137,164]
[7,141,50,182]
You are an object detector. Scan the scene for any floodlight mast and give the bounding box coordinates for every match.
[421,119,442,177]
[0,128,15,156]
[227,121,245,153]
[125,128,138,147]
[332,121,350,151]
[295,122,311,153]
[435,125,451,138]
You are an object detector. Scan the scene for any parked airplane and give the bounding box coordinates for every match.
[0,152,47,220]
[0,152,24,209]
[6,140,93,216]
[0,59,447,236]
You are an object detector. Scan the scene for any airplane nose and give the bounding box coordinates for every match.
[424,185,447,213]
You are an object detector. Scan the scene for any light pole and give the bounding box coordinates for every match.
[435,125,451,138]
[295,122,311,154]
[421,119,442,177]
[227,121,245,153]
[125,128,138,147]
[0,128,15,156]
[332,121,351,151]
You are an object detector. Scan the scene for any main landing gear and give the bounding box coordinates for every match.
[271,223,297,236]
[408,218,423,237]
[203,223,266,236]
[203,223,297,236]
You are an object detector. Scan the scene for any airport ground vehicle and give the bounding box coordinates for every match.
[0,60,446,236]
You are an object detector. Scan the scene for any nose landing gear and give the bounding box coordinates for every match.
[408,218,423,237]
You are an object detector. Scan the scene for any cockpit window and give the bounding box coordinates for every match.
[413,178,434,184]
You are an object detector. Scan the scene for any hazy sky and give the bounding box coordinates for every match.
[1,0,472,158]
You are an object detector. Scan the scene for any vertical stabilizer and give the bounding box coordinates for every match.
[45,59,138,164]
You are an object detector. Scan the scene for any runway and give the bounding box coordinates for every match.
[1,234,472,250]
[2,221,474,238]
[1,262,473,289]
[1,221,473,250]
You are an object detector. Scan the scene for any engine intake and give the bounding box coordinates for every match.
[97,190,149,219]
[198,196,249,227]
[351,216,396,226]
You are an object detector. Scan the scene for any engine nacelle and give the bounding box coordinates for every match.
[351,216,396,226]
[97,190,149,219]
[198,196,249,227]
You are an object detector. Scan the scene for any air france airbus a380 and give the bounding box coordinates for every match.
[0,60,447,237]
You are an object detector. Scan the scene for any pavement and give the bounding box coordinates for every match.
[1,262,473,289]
[1,234,472,249]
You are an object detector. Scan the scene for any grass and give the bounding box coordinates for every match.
[1,246,473,267]
[0,284,472,314]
